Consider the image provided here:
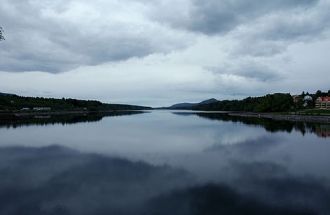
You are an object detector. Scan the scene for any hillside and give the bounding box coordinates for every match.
[194,93,293,112]
[166,98,219,109]
[165,94,295,112]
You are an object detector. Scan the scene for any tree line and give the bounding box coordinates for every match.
[0,27,4,41]
[193,90,330,112]
[0,93,151,111]
[194,93,294,112]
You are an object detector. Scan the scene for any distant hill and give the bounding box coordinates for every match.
[0,92,16,96]
[168,102,196,109]
[198,98,218,105]
[0,93,151,111]
[166,98,219,110]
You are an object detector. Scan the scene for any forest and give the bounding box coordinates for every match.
[193,90,330,112]
[0,93,151,111]
[194,93,294,112]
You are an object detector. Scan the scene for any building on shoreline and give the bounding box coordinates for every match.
[315,97,330,109]
[292,95,301,104]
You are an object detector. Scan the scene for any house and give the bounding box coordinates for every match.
[292,95,301,103]
[315,97,330,109]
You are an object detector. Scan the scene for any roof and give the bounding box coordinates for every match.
[317,96,330,102]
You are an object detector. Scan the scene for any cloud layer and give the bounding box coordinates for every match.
[0,0,191,72]
[0,0,330,105]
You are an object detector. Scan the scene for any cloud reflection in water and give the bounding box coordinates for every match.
[0,145,329,215]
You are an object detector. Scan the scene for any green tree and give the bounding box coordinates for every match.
[315,90,322,100]
[0,27,4,41]
[301,91,306,97]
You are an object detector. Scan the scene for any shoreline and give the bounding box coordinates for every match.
[1,109,330,124]
[168,109,330,124]
[228,112,330,124]
[0,110,148,118]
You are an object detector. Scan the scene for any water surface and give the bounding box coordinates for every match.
[0,110,329,214]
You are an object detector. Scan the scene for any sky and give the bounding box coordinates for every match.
[0,0,330,107]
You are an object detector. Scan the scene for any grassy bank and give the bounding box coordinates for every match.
[228,112,330,124]
[295,109,330,116]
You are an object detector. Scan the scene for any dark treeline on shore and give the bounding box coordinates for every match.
[0,93,151,111]
[194,93,293,112]
[168,90,330,112]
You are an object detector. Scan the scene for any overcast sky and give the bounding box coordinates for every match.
[0,0,329,106]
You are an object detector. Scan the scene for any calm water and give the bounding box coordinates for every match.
[0,110,329,215]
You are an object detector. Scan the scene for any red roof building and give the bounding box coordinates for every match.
[315,97,330,109]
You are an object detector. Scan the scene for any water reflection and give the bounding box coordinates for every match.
[0,111,330,214]
[0,111,146,128]
[173,112,330,138]
[0,145,328,215]
[315,124,330,138]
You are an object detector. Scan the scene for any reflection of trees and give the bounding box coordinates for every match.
[0,27,4,41]
[0,111,146,128]
[315,125,330,138]
[174,112,329,138]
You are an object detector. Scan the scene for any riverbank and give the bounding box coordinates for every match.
[228,112,330,124]
[0,110,148,119]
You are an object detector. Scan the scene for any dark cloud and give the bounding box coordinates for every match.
[150,0,330,60]
[160,0,319,35]
[0,0,328,76]
[230,1,330,57]
[0,0,330,103]
[0,0,188,73]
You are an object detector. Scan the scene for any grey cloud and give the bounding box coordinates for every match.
[255,4,330,42]
[230,0,330,57]
[207,61,281,82]
[231,40,287,57]
[150,0,329,60]
[153,0,319,35]
[0,0,190,73]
